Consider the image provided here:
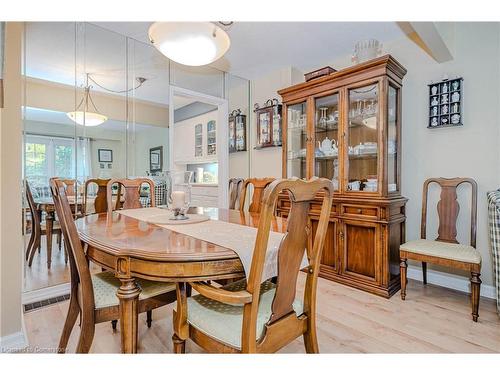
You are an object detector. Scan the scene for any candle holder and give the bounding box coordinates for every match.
[166,171,193,220]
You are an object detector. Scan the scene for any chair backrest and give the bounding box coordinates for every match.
[421,177,477,247]
[83,178,110,215]
[58,178,77,196]
[245,177,332,350]
[239,177,275,213]
[228,178,244,209]
[49,178,95,311]
[25,180,41,229]
[106,178,155,214]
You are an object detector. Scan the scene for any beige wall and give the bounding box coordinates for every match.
[249,67,303,179]
[0,23,24,340]
[26,78,169,128]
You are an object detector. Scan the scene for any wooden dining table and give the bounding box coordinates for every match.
[75,207,286,353]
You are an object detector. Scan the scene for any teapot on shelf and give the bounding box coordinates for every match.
[318,137,338,155]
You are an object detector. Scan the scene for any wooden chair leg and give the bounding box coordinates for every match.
[470,272,481,322]
[303,317,319,353]
[172,333,186,354]
[400,258,408,300]
[422,262,427,285]
[111,320,118,331]
[27,236,41,267]
[58,295,79,353]
[146,310,152,328]
[25,230,35,261]
[75,317,95,354]
[58,233,62,250]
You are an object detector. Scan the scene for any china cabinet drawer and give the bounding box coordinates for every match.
[342,204,378,219]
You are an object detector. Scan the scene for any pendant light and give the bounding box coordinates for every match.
[148,22,230,66]
[66,74,107,126]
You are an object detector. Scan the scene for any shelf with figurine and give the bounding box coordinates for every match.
[428,77,463,129]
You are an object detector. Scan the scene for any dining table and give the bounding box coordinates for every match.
[75,206,287,353]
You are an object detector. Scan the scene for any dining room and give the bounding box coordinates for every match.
[1,1,500,372]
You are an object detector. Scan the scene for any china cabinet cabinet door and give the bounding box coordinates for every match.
[340,220,381,284]
[314,93,340,192]
[195,123,203,158]
[285,101,308,179]
[345,82,381,194]
[387,84,400,194]
[207,120,216,157]
[311,217,339,274]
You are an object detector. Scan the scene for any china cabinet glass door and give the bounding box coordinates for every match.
[388,85,399,193]
[195,123,203,157]
[346,83,380,193]
[286,102,307,178]
[207,120,216,156]
[314,93,340,191]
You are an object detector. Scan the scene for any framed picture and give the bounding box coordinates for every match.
[149,146,163,173]
[254,100,281,149]
[98,149,113,162]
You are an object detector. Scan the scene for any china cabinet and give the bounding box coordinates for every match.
[276,55,407,297]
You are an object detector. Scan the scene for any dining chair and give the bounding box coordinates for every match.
[50,178,177,353]
[25,180,63,267]
[172,177,333,353]
[400,177,481,321]
[228,178,244,209]
[106,178,155,215]
[239,177,276,213]
[82,178,110,216]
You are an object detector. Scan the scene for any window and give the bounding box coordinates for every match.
[24,135,75,189]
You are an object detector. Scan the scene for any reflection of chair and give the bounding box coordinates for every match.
[50,178,177,353]
[106,178,155,215]
[172,178,333,353]
[25,180,62,267]
[240,177,275,213]
[228,178,244,209]
[400,177,481,321]
[83,178,110,215]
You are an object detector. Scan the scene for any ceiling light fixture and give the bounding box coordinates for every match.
[66,74,107,126]
[148,22,231,66]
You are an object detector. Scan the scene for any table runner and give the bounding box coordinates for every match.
[118,207,308,282]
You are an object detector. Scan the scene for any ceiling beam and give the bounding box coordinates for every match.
[397,22,454,63]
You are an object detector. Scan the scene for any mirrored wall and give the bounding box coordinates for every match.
[22,22,251,293]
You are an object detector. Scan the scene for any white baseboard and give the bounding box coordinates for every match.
[407,265,496,299]
[0,316,27,352]
[22,282,70,305]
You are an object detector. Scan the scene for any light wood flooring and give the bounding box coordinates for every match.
[24,274,500,353]
[24,235,100,292]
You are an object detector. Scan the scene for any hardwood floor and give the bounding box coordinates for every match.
[23,235,101,292]
[23,274,500,353]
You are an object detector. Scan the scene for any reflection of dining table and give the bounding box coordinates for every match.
[34,196,83,269]
[75,207,286,353]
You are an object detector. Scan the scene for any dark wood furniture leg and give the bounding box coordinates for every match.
[146,310,152,328]
[422,262,427,284]
[45,210,55,269]
[117,277,140,353]
[470,272,481,322]
[400,258,407,300]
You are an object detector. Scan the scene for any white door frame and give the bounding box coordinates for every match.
[168,85,229,208]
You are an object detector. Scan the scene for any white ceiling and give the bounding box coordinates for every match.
[25,22,405,107]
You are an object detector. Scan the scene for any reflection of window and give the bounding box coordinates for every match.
[24,135,75,187]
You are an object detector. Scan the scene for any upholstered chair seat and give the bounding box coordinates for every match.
[179,279,303,349]
[400,239,481,264]
[92,272,176,309]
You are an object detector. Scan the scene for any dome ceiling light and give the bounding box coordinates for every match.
[148,22,231,66]
[66,74,107,127]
